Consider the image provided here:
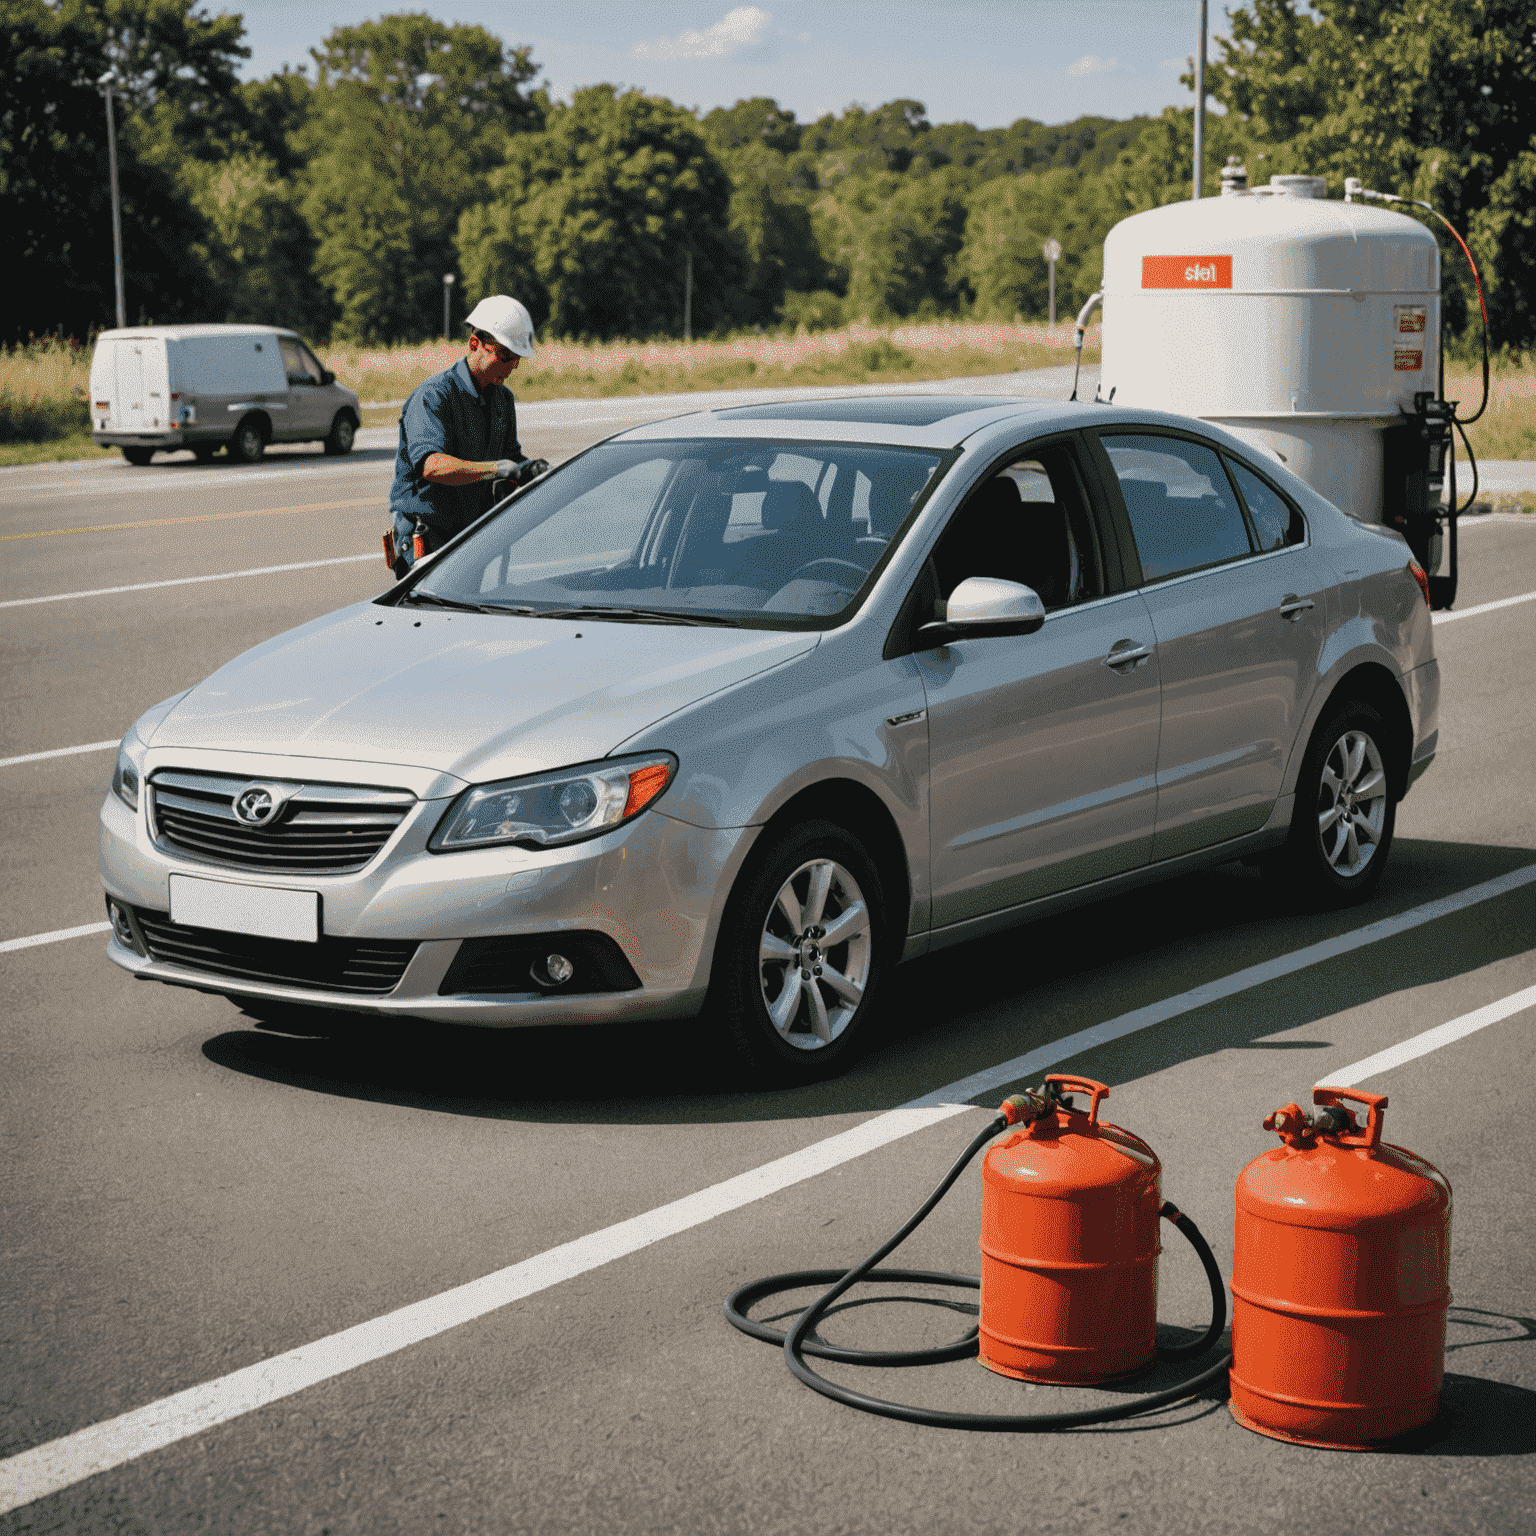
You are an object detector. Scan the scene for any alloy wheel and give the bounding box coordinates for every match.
[757,857,873,1050]
[1316,729,1387,878]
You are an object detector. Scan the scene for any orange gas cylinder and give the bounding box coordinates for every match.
[1230,1086,1452,1449]
[979,1075,1162,1384]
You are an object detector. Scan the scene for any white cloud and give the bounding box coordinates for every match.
[632,6,773,62]
[1067,54,1119,77]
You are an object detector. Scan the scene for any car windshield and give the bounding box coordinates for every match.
[408,438,949,628]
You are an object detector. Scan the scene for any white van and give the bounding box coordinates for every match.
[89,324,362,466]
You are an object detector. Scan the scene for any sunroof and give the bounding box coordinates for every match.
[712,396,1019,426]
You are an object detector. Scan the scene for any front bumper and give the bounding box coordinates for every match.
[100,753,755,1026]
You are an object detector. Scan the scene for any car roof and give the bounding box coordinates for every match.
[615,395,1059,449]
[94,324,299,343]
[611,394,1301,471]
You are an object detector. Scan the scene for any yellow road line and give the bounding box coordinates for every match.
[0,497,382,542]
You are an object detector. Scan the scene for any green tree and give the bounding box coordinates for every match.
[1209,0,1536,343]
[0,0,243,340]
[459,85,744,339]
[960,166,1117,321]
[299,13,539,342]
[812,168,970,320]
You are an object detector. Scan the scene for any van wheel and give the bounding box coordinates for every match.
[1266,699,1397,909]
[121,446,154,466]
[323,413,356,456]
[708,820,887,1085]
[228,418,266,464]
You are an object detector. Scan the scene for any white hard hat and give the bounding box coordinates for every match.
[464,295,537,358]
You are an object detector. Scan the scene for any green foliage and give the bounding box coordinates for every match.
[960,167,1117,321]
[459,85,743,339]
[779,290,845,332]
[1209,0,1536,343]
[299,13,538,342]
[0,0,240,341]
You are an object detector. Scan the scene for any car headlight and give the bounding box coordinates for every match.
[429,753,678,852]
[111,737,145,810]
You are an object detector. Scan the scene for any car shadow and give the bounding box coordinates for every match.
[200,836,1535,1126]
[139,445,395,471]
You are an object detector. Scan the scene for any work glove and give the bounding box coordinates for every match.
[515,457,549,485]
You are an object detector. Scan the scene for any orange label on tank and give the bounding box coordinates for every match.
[1394,348,1424,372]
[1141,255,1233,288]
[1396,305,1427,334]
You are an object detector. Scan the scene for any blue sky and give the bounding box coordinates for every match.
[238,1,1222,129]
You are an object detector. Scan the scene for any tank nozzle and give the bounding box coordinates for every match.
[1069,292,1102,403]
[1264,1102,1358,1147]
[999,1088,1055,1127]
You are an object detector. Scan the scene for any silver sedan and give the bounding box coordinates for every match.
[100,397,1438,1083]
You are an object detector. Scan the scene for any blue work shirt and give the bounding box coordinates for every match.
[389,356,524,553]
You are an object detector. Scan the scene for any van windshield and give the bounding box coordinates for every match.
[406,438,949,628]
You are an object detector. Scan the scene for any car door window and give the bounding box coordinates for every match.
[930,443,1103,611]
[279,338,318,386]
[1228,459,1305,552]
[1101,434,1253,582]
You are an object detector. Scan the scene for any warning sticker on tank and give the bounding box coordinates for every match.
[1141,255,1233,288]
[1394,348,1425,372]
[1396,305,1427,334]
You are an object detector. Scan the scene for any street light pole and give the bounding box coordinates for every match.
[98,72,126,328]
[443,273,455,340]
[683,249,693,343]
[1192,0,1208,201]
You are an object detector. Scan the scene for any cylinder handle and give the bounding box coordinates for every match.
[1043,1074,1109,1126]
[1313,1085,1387,1150]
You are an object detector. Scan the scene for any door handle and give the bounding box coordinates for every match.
[1102,641,1153,669]
[1279,594,1315,621]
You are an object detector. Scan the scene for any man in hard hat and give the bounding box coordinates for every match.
[388,294,548,574]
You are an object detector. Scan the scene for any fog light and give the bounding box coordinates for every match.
[533,952,575,987]
[108,900,141,954]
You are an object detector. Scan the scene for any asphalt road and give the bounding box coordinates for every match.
[1,380,1534,1534]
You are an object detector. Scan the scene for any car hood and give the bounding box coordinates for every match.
[153,603,818,784]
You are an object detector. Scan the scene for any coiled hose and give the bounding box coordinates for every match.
[725,1112,1231,1430]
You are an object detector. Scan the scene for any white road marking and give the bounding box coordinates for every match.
[0,921,111,955]
[0,740,117,768]
[1322,981,1536,1086]
[1433,587,1536,624]
[0,860,1530,1512]
[0,553,379,610]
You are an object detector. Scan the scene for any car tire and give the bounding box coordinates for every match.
[1267,698,1397,909]
[192,443,219,464]
[121,446,155,466]
[323,413,356,456]
[709,819,887,1084]
[228,417,266,464]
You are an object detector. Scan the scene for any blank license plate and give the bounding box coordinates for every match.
[169,875,319,943]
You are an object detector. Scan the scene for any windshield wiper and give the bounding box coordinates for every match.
[524,605,740,627]
[399,590,508,614]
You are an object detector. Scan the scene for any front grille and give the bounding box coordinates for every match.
[149,770,415,875]
[135,909,417,994]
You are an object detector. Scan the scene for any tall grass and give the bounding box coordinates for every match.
[325,319,1096,408]
[0,337,92,442]
[1449,359,1536,463]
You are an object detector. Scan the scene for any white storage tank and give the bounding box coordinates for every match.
[1097,179,1441,531]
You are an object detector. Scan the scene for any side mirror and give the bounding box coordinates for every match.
[320,369,335,386]
[919,576,1046,647]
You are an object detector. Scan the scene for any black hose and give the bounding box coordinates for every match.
[724,1114,1231,1431]
[1453,415,1479,513]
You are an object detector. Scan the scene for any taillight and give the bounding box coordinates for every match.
[1407,558,1431,607]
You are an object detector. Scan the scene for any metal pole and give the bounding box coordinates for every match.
[1193,0,1207,201]
[683,249,693,343]
[100,76,126,327]
[443,273,455,340]
[1048,260,1056,327]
